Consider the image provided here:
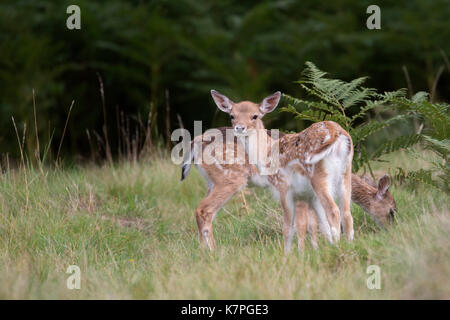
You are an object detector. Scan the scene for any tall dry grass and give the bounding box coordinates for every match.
[0,152,448,299]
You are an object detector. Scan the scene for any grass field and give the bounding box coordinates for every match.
[0,150,448,299]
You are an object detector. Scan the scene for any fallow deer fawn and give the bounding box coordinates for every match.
[181,128,397,232]
[350,174,397,227]
[182,90,354,252]
[182,131,397,250]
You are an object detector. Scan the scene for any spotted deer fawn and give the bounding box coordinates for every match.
[181,128,397,234]
[182,132,396,250]
[182,90,354,252]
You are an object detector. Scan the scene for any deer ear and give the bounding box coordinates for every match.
[260,91,281,116]
[376,175,390,200]
[211,90,233,114]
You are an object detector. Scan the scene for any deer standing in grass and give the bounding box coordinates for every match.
[182,91,354,252]
[181,127,397,250]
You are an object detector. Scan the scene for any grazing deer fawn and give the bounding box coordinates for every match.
[182,90,354,252]
[350,174,397,227]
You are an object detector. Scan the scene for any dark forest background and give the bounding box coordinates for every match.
[0,0,449,162]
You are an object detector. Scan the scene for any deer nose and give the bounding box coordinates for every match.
[234,125,247,134]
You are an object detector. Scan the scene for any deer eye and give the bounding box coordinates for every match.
[389,209,395,217]
[230,115,235,120]
[252,115,258,120]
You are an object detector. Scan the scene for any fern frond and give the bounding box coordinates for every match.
[280,105,301,116]
[353,144,370,172]
[370,134,421,161]
[301,61,328,82]
[282,94,306,111]
[282,97,335,115]
[394,167,449,193]
[411,91,429,103]
[377,89,407,100]
[299,84,344,110]
[292,110,328,123]
[422,135,450,157]
[350,89,406,124]
[415,101,450,140]
[342,87,376,109]
[391,96,450,139]
[351,115,408,145]
[350,101,384,123]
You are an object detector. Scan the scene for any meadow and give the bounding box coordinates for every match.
[1,0,448,301]
[0,149,448,299]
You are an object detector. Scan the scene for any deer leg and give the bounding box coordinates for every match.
[315,190,341,243]
[298,201,321,250]
[311,164,341,243]
[195,183,243,250]
[294,201,309,253]
[306,207,319,250]
[280,191,296,254]
[339,165,354,241]
[311,197,334,244]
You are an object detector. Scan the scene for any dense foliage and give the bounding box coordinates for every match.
[0,0,449,161]
[283,62,449,192]
[392,92,449,192]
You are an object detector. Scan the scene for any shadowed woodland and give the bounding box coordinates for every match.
[0,0,449,163]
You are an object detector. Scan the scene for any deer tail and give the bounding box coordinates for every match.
[305,134,352,165]
[180,140,196,181]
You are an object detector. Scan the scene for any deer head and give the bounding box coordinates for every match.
[355,175,397,227]
[210,90,281,135]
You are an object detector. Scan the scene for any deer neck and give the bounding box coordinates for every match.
[237,122,279,175]
[351,174,377,214]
